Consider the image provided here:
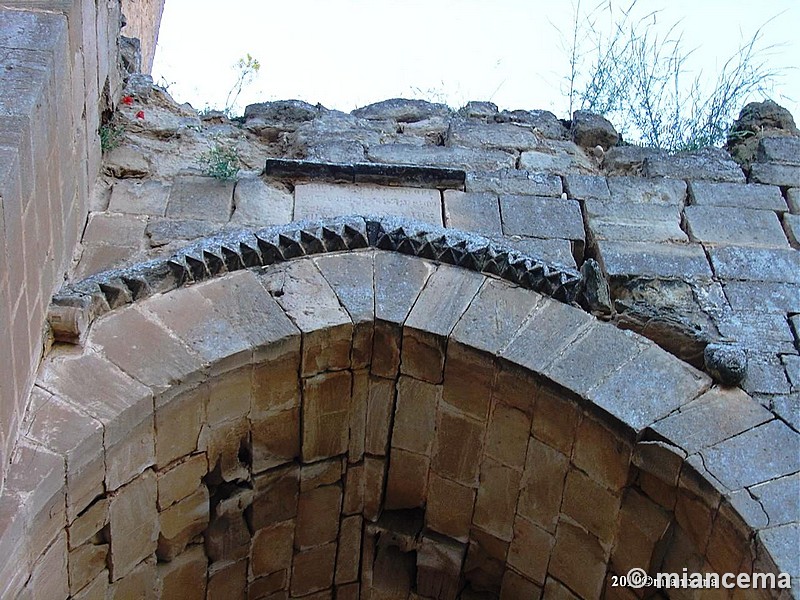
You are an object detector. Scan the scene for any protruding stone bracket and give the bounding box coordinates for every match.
[49,216,584,343]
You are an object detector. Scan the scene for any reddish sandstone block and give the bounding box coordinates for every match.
[251,408,300,473]
[251,520,294,578]
[302,371,352,462]
[507,516,554,585]
[485,403,530,470]
[432,407,484,487]
[384,448,429,510]
[207,559,247,600]
[392,376,439,456]
[517,437,569,533]
[442,342,494,421]
[365,377,395,456]
[291,543,337,597]
[157,545,207,600]
[473,459,522,541]
[296,485,342,550]
[108,471,158,581]
[426,473,476,542]
[157,486,210,561]
[335,515,363,585]
[249,465,299,530]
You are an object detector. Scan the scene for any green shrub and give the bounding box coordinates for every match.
[99,123,124,153]
[198,141,240,180]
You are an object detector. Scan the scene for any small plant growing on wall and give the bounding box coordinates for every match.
[99,123,124,153]
[198,139,240,180]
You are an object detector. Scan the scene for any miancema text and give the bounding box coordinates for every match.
[612,568,793,590]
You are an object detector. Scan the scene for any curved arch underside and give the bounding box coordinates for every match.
[5,249,797,599]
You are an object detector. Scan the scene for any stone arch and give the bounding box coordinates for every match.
[4,245,796,599]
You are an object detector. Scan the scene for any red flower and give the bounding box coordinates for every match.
[122,95,134,105]
[135,110,145,120]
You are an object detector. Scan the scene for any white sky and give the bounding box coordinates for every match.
[151,0,800,122]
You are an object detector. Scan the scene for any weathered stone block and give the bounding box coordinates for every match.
[687,180,786,211]
[607,176,687,204]
[701,419,800,490]
[365,376,394,456]
[484,403,530,469]
[417,535,466,600]
[260,260,352,376]
[156,486,209,561]
[442,342,495,421]
[157,456,206,515]
[392,376,442,456]
[503,292,594,372]
[291,543,337,597]
[550,520,608,600]
[229,176,293,227]
[450,279,542,355]
[336,515,363,585]
[531,386,580,457]
[611,488,672,575]
[685,205,788,247]
[342,463,365,516]
[252,347,301,416]
[82,212,146,246]
[301,458,344,492]
[23,389,104,522]
[295,182,442,225]
[561,468,621,544]
[363,457,386,522]
[473,458,521,541]
[518,145,593,174]
[433,406,484,487]
[447,118,540,152]
[384,448,429,510]
[463,528,508,594]
[707,245,800,283]
[643,148,745,183]
[252,408,300,472]
[165,175,233,222]
[500,195,585,241]
[296,485,342,549]
[507,516,554,585]
[302,370,352,462]
[157,545,207,600]
[784,212,800,248]
[251,519,294,578]
[750,162,800,187]
[585,199,685,242]
[67,498,108,550]
[108,179,170,216]
[443,190,502,236]
[564,173,611,200]
[249,465,299,530]
[109,471,158,581]
[68,543,108,595]
[572,417,631,492]
[348,371,368,463]
[596,240,713,279]
[367,143,516,172]
[426,472,476,542]
[500,569,541,600]
[207,559,246,599]
[587,344,711,433]
[198,416,249,482]
[155,388,205,469]
[517,436,568,533]
[205,509,251,564]
[466,169,562,197]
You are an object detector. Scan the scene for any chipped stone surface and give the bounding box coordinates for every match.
[685,205,788,247]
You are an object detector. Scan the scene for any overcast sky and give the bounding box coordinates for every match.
[151,0,799,124]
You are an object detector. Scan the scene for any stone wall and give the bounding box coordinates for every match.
[0,0,126,487]
[6,248,792,599]
[120,0,165,72]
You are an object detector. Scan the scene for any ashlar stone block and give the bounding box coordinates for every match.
[259,260,352,376]
[108,470,158,581]
[250,519,294,578]
[302,370,352,463]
